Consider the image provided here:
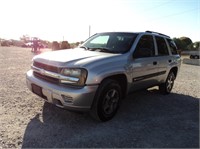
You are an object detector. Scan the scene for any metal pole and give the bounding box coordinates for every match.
[89,25,91,37]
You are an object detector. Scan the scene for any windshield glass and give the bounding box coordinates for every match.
[82,32,138,53]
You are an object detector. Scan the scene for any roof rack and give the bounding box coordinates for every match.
[145,30,170,38]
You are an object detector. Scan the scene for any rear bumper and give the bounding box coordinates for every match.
[26,70,98,111]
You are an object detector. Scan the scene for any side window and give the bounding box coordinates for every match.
[166,39,178,55]
[155,36,169,56]
[133,35,155,58]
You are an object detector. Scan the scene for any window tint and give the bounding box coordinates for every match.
[166,39,178,55]
[83,33,138,53]
[133,35,155,58]
[107,35,134,52]
[90,36,109,44]
[156,36,169,56]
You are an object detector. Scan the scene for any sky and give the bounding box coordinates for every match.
[0,0,199,42]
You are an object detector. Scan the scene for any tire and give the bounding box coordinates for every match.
[159,71,175,94]
[194,55,199,59]
[90,79,122,122]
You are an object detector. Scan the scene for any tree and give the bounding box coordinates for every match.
[173,37,193,51]
[187,42,200,51]
[193,42,200,50]
[61,41,70,49]
[179,37,192,46]
[173,38,183,50]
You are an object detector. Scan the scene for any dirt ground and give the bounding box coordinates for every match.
[0,47,199,148]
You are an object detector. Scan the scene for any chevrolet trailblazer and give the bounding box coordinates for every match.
[26,31,181,121]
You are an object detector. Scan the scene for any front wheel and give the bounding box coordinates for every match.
[159,71,175,94]
[90,79,122,122]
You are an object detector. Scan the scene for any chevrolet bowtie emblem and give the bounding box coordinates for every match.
[40,69,45,75]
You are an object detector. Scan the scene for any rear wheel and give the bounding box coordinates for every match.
[159,71,175,94]
[194,55,199,59]
[190,55,194,59]
[90,79,122,122]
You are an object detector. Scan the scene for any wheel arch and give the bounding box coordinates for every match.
[170,67,178,78]
[100,74,128,99]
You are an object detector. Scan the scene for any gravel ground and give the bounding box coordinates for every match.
[0,47,199,148]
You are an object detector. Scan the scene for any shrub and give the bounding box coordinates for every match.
[1,40,10,46]
[52,41,60,50]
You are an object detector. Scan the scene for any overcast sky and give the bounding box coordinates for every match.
[0,0,199,42]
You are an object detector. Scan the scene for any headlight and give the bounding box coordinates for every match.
[60,68,87,86]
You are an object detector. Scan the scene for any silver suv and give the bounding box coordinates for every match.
[26,31,181,121]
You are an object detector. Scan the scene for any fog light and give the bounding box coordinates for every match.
[62,95,73,103]
[53,98,63,106]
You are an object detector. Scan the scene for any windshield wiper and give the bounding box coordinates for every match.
[79,46,88,50]
[89,47,114,53]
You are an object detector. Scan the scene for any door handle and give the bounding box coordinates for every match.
[168,60,172,63]
[153,61,157,65]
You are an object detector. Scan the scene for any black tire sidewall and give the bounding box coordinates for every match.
[159,71,175,94]
[167,72,175,92]
[92,79,122,121]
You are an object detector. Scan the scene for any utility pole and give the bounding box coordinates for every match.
[89,25,91,37]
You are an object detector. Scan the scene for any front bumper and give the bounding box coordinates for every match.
[26,70,98,111]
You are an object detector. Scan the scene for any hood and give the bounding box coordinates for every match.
[33,48,118,67]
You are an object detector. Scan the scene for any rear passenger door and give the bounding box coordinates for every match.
[154,36,171,82]
[129,35,159,91]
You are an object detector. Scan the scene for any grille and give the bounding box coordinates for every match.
[33,72,59,84]
[33,61,60,73]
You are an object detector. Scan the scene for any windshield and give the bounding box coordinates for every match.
[81,32,138,53]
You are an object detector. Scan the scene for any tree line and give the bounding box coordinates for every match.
[0,35,199,51]
[0,35,83,50]
[173,37,200,51]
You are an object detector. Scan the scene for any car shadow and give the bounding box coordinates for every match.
[22,89,199,148]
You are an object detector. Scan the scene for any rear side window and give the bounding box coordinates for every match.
[155,36,169,56]
[167,39,178,55]
[133,35,155,58]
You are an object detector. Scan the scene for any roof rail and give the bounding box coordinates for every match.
[145,30,170,38]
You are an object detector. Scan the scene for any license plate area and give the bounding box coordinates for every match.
[32,84,46,99]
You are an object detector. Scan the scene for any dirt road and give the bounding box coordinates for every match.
[0,47,199,148]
